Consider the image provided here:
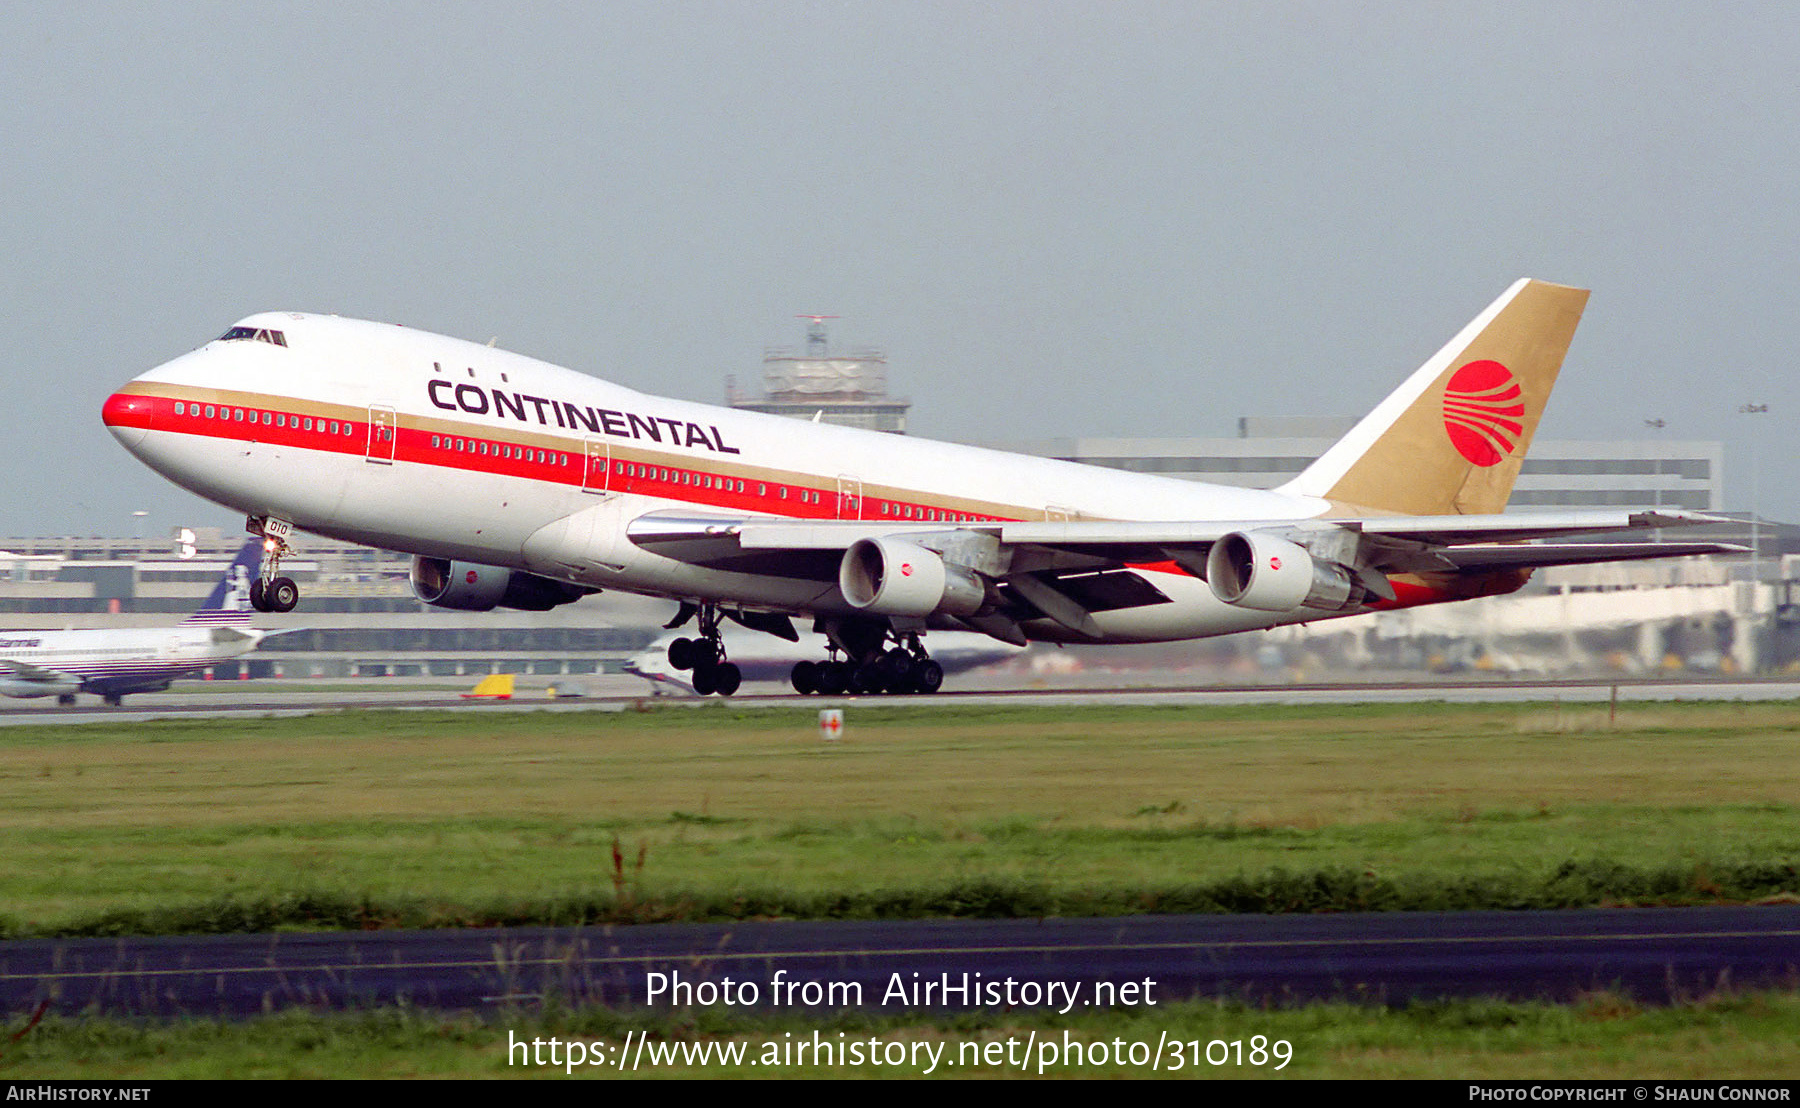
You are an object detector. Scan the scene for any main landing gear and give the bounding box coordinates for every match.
[247,516,300,614]
[665,604,742,697]
[790,631,943,697]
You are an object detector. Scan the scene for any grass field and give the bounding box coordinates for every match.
[2,698,1798,1077]
[1,700,1798,932]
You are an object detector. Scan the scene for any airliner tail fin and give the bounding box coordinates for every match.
[1279,279,1589,516]
[181,538,263,626]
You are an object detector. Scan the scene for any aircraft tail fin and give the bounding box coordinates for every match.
[180,538,263,626]
[1278,279,1589,516]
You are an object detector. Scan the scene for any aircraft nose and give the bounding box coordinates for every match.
[102,390,150,451]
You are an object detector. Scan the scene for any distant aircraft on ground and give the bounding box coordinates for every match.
[103,279,1739,697]
[624,626,1022,695]
[0,538,269,706]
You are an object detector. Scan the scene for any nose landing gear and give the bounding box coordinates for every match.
[246,516,300,614]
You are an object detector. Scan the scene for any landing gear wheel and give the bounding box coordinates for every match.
[249,579,268,613]
[790,660,818,695]
[879,648,915,690]
[850,663,886,695]
[668,637,698,671]
[913,659,944,694]
[103,694,122,707]
[816,661,850,696]
[712,662,741,697]
[57,694,76,707]
[265,576,299,613]
[691,663,718,696]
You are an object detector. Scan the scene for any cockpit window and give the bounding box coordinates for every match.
[217,326,288,347]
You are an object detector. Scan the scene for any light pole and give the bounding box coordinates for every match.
[1739,403,1768,583]
[1644,418,1666,542]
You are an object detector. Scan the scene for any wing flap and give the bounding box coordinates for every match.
[1343,509,1729,546]
[1432,541,1747,571]
[625,507,1732,581]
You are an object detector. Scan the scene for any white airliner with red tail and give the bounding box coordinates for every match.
[103,280,1736,696]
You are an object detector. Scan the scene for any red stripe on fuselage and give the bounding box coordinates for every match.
[105,385,1025,525]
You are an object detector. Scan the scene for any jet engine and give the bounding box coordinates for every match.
[1205,531,1365,613]
[410,557,590,612]
[839,537,985,619]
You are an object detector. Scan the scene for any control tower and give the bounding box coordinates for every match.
[726,315,911,434]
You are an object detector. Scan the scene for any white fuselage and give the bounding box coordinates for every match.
[104,313,1368,644]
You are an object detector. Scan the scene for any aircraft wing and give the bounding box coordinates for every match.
[0,657,83,693]
[0,658,76,683]
[626,507,1741,580]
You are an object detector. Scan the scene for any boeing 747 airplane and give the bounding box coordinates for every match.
[0,538,269,705]
[102,280,1738,696]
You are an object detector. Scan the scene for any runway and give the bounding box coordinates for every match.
[2,906,1795,1019]
[6,675,1800,727]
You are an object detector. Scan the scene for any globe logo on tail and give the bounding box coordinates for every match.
[1442,360,1525,467]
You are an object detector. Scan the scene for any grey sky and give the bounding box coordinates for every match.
[4,1,1795,540]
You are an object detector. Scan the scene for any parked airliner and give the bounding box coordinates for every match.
[0,539,268,705]
[102,280,1737,696]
